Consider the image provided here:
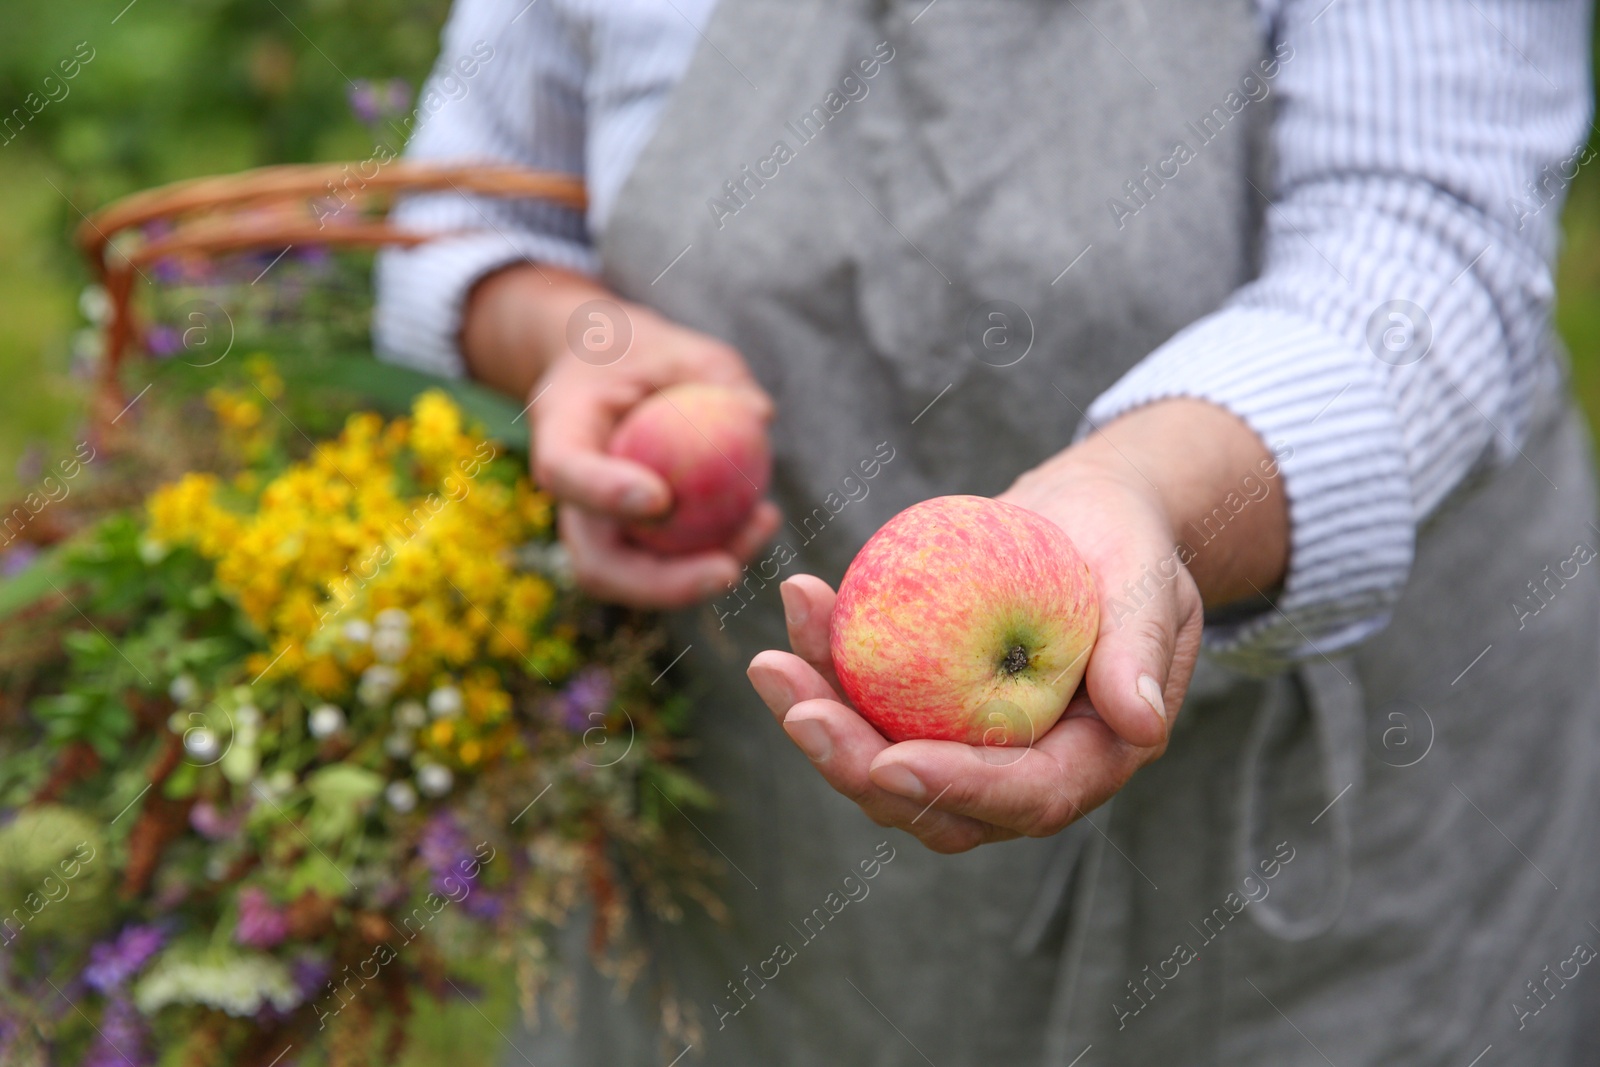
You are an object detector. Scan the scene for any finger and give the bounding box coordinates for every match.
[560,507,737,608]
[747,649,843,723]
[532,387,670,518]
[746,661,1018,853]
[713,382,776,425]
[867,713,1146,838]
[777,575,839,691]
[1080,574,1202,751]
[726,501,783,564]
[652,342,775,422]
[782,699,1003,854]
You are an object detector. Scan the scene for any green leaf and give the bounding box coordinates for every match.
[645,765,716,812]
[31,691,133,757]
[0,543,67,621]
[297,351,526,451]
[304,764,384,845]
[285,852,354,899]
[146,345,528,452]
[163,760,199,800]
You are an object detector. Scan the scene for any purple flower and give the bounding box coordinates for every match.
[145,324,182,358]
[234,887,290,949]
[555,667,612,732]
[151,257,183,285]
[295,244,332,270]
[289,951,333,999]
[418,812,471,894]
[1,544,38,578]
[83,926,165,994]
[83,994,153,1067]
[462,890,503,922]
[417,812,499,918]
[348,77,413,125]
[347,79,382,124]
[383,78,413,115]
[189,800,245,841]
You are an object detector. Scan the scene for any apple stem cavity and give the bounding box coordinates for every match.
[1001,644,1031,676]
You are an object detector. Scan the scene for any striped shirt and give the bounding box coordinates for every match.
[373,0,1594,669]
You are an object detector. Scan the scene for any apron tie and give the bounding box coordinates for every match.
[1237,658,1365,941]
[1039,805,1111,1067]
[1013,821,1092,956]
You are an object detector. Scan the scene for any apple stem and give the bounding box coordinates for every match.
[1001,645,1031,676]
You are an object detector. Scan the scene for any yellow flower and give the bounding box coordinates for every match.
[409,390,470,470]
[147,473,240,552]
[463,672,511,725]
[301,654,346,697]
[149,381,560,727]
[207,388,263,432]
[246,354,285,400]
[514,483,553,531]
[504,575,554,626]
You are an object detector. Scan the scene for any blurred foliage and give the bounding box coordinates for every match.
[0,4,539,1063]
[0,0,449,193]
[1558,164,1600,421]
[0,0,451,499]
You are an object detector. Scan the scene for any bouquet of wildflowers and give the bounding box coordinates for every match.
[0,361,719,1066]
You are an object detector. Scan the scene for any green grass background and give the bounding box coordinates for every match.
[0,1,1598,1063]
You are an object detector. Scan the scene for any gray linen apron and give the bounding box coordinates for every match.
[508,0,1600,1062]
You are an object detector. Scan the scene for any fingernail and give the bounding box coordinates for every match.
[785,717,832,763]
[748,665,793,717]
[736,387,774,421]
[873,764,926,801]
[620,485,659,515]
[779,580,808,629]
[1136,674,1167,727]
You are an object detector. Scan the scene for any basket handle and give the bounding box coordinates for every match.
[76,160,587,403]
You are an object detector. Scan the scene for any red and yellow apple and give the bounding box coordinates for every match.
[830,495,1099,746]
[608,383,771,555]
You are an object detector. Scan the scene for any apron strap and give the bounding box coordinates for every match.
[1237,658,1365,941]
[1041,806,1112,1066]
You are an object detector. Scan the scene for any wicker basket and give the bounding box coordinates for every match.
[76,160,586,414]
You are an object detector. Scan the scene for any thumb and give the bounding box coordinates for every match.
[1082,579,1199,750]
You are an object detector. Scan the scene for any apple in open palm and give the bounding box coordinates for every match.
[829,495,1099,746]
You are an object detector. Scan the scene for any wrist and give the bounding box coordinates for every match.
[1075,399,1289,609]
[461,263,624,397]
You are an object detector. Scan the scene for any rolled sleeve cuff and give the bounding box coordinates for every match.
[373,230,600,379]
[1080,308,1417,675]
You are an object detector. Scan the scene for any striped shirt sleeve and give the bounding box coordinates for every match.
[372,0,595,378]
[372,0,716,378]
[1083,0,1593,673]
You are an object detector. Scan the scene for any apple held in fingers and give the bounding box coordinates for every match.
[830,495,1099,746]
[608,383,772,555]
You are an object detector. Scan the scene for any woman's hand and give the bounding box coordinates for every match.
[461,264,781,608]
[746,398,1288,853]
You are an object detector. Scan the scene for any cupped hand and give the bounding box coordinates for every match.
[529,303,781,608]
[746,453,1205,854]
